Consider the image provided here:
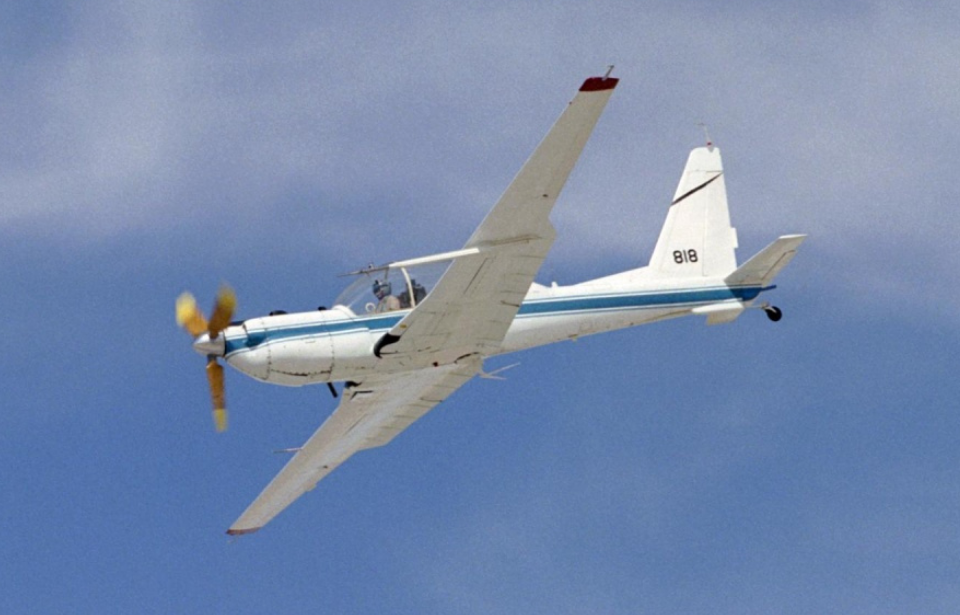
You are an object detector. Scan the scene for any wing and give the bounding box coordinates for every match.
[377,75,619,367]
[227,75,617,535]
[227,357,480,535]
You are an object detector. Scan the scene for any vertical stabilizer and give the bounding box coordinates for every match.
[649,146,738,278]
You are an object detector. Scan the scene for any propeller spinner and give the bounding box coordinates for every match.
[176,285,237,432]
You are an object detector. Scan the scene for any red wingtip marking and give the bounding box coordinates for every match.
[226,527,261,536]
[579,76,619,92]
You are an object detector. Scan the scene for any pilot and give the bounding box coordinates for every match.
[398,279,428,308]
[373,280,400,313]
[411,279,427,304]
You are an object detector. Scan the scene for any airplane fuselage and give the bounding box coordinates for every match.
[213,274,764,387]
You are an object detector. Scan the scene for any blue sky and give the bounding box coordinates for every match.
[3,1,959,613]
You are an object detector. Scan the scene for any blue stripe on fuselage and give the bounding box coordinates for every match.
[517,285,760,316]
[224,313,406,355]
[224,285,762,356]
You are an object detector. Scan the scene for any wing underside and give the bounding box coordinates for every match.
[227,358,480,535]
[379,75,618,367]
[226,74,618,535]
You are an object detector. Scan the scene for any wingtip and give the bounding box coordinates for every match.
[226,526,261,536]
[579,76,619,92]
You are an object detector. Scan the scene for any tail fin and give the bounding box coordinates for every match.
[649,146,738,278]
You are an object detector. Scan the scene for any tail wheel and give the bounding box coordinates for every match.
[764,306,783,322]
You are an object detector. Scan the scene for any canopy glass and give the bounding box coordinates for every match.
[333,260,451,316]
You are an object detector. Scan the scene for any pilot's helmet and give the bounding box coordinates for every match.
[373,280,391,299]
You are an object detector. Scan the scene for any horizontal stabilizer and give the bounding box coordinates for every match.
[725,234,807,288]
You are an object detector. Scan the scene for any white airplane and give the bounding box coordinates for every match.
[177,72,806,536]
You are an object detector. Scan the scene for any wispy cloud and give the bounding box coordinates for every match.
[4,1,958,315]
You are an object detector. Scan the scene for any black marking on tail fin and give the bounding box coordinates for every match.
[671,172,723,206]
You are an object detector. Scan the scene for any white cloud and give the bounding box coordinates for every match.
[4,1,958,316]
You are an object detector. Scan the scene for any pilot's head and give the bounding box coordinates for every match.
[373,280,391,300]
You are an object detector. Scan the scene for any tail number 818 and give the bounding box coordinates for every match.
[673,249,699,264]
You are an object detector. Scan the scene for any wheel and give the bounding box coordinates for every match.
[764,306,783,322]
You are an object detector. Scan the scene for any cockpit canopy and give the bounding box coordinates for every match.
[333,260,450,316]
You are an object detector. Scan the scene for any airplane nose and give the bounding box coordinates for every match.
[193,333,226,357]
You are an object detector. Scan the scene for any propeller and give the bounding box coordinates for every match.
[176,285,237,432]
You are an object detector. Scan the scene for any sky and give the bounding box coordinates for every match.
[2,1,959,613]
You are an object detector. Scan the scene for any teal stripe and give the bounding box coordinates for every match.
[518,285,760,315]
[225,285,763,356]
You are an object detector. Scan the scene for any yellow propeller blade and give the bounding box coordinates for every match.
[176,292,209,337]
[206,359,228,432]
[208,285,237,339]
[179,287,236,432]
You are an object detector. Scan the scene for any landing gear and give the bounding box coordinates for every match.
[763,305,783,322]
